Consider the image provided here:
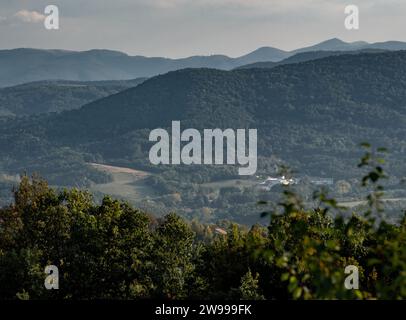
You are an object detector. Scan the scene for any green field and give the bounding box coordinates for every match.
[88,163,157,203]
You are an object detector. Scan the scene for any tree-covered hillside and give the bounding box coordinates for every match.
[9,50,405,178]
[1,51,406,223]
[0,79,146,117]
[1,39,405,87]
[0,164,404,300]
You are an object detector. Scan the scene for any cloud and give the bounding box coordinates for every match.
[14,10,46,23]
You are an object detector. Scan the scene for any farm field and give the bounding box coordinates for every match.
[88,163,156,203]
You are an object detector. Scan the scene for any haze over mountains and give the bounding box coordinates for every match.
[235,49,388,70]
[1,48,406,221]
[2,38,406,87]
[2,50,406,183]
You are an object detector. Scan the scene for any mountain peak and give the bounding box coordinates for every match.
[322,38,347,45]
[293,38,369,54]
[238,46,288,63]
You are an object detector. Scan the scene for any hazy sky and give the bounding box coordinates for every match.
[0,0,405,58]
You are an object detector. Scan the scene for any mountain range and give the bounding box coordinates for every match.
[1,50,385,117]
[2,38,406,87]
[2,49,406,222]
[2,50,406,187]
[235,49,389,70]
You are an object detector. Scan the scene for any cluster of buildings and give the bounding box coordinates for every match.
[258,176,333,191]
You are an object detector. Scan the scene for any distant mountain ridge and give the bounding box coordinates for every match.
[236,49,389,70]
[2,50,406,188]
[292,38,368,53]
[2,38,406,87]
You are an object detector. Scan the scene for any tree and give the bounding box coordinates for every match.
[239,270,264,300]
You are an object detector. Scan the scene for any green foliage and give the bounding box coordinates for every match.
[149,213,196,299]
[239,270,265,300]
[0,150,405,300]
[0,79,145,117]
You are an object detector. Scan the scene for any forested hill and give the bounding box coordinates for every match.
[0,48,284,87]
[0,78,146,117]
[2,39,406,87]
[2,51,406,184]
[44,50,406,141]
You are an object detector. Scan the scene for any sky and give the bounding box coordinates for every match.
[0,0,405,58]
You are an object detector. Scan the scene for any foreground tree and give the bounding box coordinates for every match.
[0,146,405,300]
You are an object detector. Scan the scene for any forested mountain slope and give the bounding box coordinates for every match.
[0,78,146,117]
[1,51,406,186]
